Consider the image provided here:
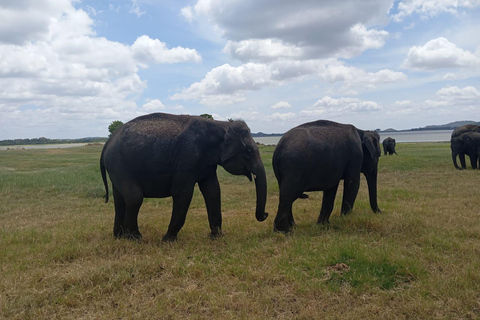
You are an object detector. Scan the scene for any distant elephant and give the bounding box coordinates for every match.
[451,131,480,170]
[450,124,480,170]
[272,120,381,233]
[100,113,268,241]
[382,137,397,155]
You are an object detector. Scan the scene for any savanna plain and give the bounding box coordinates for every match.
[0,143,479,319]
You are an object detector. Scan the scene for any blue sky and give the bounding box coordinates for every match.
[0,0,479,139]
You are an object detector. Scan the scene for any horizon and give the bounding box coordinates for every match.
[0,1,479,140]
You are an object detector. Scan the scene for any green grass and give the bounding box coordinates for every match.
[0,143,479,319]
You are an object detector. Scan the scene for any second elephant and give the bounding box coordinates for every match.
[451,124,480,169]
[451,131,480,170]
[272,120,382,233]
[382,137,397,155]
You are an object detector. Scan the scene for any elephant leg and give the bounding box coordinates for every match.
[122,185,144,240]
[112,185,126,238]
[162,184,195,242]
[469,154,478,169]
[460,153,467,169]
[317,184,339,224]
[198,174,223,239]
[341,177,360,215]
[274,179,302,233]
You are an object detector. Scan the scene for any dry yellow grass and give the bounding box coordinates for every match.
[0,143,479,319]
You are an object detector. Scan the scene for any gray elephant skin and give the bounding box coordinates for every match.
[272,120,382,233]
[451,124,480,170]
[100,113,268,241]
[451,130,480,170]
[382,137,397,155]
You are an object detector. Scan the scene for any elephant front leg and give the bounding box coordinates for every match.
[162,184,195,242]
[198,174,223,239]
[460,153,467,169]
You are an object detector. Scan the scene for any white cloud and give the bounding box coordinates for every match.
[392,0,480,22]
[270,101,292,109]
[142,99,166,112]
[0,0,204,138]
[180,6,194,23]
[130,0,146,17]
[172,59,406,106]
[132,35,202,66]
[301,96,382,117]
[185,0,392,61]
[436,85,480,101]
[404,37,479,70]
[271,112,296,120]
[223,39,303,62]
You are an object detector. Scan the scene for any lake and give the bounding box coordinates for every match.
[0,130,453,150]
[254,130,453,145]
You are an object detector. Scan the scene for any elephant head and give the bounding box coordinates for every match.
[360,130,382,213]
[220,122,268,222]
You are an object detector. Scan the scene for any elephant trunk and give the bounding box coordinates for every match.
[252,163,269,222]
[364,170,381,213]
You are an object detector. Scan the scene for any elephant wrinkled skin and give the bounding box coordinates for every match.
[100,113,268,241]
[272,120,382,233]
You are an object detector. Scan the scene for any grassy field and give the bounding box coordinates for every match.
[0,143,479,319]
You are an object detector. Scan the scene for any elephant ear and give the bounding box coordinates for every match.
[363,136,377,159]
[221,127,245,164]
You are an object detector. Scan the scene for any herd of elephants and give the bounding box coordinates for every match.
[100,113,480,241]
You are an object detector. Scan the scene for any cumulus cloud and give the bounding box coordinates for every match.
[404,37,479,70]
[392,0,480,22]
[132,35,202,66]
[142,99,166,112]
[183,0,392,61]
[301,96,382,117]
[172,60,406,106]
[270,101,292,109]
[271,112,296,120]
[0,0,202,138]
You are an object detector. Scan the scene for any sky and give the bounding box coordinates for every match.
[0,0,479,139]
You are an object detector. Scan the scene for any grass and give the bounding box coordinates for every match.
[0,142,479,319]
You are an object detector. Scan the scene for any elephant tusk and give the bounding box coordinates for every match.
[253,174,257,179]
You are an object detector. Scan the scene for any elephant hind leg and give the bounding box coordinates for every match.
[113,185,126,238]
[317,183,339,224]
[341,177,360,215]
[113,184,143,240]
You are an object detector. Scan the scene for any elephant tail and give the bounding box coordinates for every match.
[100,147,109,203]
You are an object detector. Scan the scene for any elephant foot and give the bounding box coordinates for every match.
[317,218,330,225]
[273,223,291,234]
[162,233,178,242]
[113,227,142,241]
[210,229,224,240]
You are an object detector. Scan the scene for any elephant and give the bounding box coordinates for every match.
[100,113,268,242]
[450,131,480,170]
[272,120,381,233]
[382,137,397,155]
[451,125,480,169]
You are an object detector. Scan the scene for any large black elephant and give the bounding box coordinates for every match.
[100,113,268,241]
[451,131,480,170]
[451,124,480,169]
[272,120,381,233]
[382,137,397,155]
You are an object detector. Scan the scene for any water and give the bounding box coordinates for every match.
[254,130,453,145]
[0,130,453,150]
[0,143,88,150]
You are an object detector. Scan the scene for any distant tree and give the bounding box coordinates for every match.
[200,114,213,120]
[228,118,234,122]
[108,120,123,137]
